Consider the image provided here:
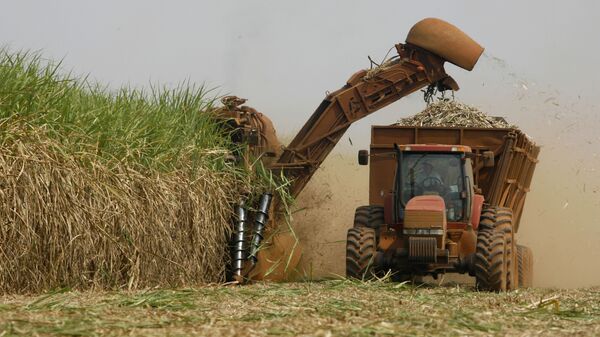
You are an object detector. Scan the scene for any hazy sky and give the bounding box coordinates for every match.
[1,1,598,146]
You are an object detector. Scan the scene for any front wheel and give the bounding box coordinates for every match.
[353,205,384,230]
[346,226,377,280]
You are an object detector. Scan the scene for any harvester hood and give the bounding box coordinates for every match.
[406,18,484,71]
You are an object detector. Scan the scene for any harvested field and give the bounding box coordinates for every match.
[0,50,265,293]
[0,281,598,336]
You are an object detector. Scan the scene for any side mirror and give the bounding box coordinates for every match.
[482,151,495,167]
[358,150,369,165]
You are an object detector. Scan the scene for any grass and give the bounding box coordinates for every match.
[0,281,598,336]
[0,48,232,172]
[0,48,296,293]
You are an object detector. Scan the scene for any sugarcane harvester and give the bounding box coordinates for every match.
[220,18,509,284]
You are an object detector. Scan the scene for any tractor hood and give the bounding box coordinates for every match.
[406,18,484,71]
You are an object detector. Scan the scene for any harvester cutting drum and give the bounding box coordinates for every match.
[218,18,538,291]
[230,203,247,279]
[228,194,273,283]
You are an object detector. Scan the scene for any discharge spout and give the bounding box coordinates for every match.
[406,17,484,71]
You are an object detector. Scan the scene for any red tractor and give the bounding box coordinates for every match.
[348,126,538,291]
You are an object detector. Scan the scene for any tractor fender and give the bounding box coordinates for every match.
[470,194,485,230]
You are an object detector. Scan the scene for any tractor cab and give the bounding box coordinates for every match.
[394,145,474,224]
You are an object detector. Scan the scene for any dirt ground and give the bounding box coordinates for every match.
[1,281,598,336]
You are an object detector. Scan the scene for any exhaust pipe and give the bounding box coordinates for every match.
[231,202,248,278]
[248,193,272,264]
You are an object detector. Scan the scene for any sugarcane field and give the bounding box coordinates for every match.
[1,2,600,337]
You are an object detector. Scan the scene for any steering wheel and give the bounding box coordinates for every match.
[421,177,444,190]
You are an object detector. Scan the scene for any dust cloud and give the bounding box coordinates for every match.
[291,155,368,279]
[519,150,600,288]
[493,55,600,288]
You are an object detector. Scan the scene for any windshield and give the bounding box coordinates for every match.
[398,153,466,221]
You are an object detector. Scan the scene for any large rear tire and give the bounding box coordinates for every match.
[353,205,384,230]
[346,226,377,280]
[517,244,534,288]
[354,206,370,227]
[474,207,516,291]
